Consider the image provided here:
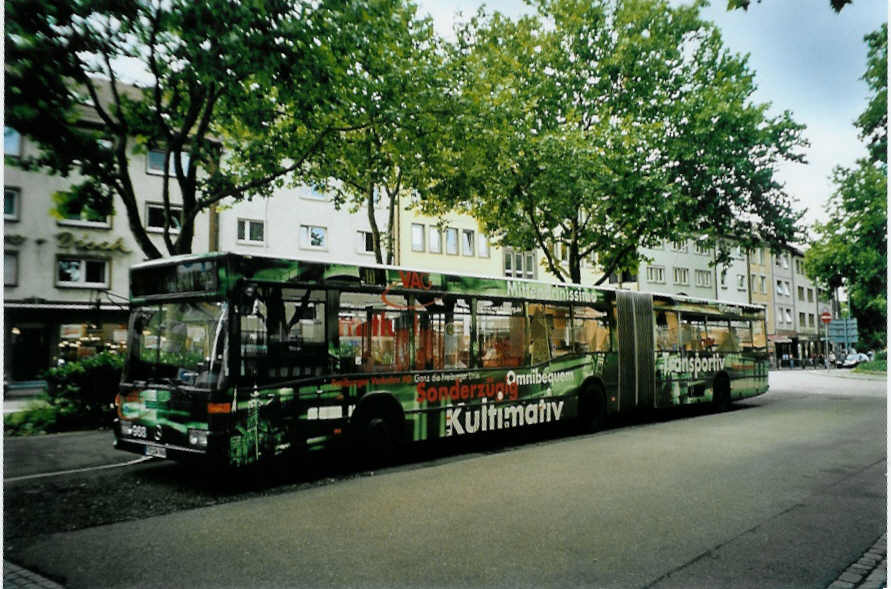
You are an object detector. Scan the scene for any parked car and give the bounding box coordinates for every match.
[838,352,869,368]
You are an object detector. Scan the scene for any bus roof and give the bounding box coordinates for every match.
[130,251,766,313]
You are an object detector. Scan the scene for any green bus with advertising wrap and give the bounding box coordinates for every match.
[114,252,769,467]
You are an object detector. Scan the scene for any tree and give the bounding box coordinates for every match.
[727,0,852,12]
[805,24,887,349]
[5,0,352,259]
[303,0,447,265]
[417,0,806,285]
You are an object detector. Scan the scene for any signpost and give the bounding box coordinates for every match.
[828,318,859,365]
[821,312,832,369]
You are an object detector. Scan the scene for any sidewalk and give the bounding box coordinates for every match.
[4,561,64,589]
[827,534,887,589]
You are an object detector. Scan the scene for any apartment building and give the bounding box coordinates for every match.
[217,185,391,265]
[770,249,797,365]
[636,238,749,303]
[4,126,211,382]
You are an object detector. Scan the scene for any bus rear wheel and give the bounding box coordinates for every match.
[578,385,606,433]
[713,373,732,412]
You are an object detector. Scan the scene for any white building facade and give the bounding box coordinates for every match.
[4,126,210,382]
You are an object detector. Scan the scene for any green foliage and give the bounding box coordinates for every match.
[41,352,125,430]
[4,403,59,437]
[303,0,447,264]
[806,24,887,350]
[418,0,806,284]
[4,350,124,436]
[853,351,886,374]
[726,0,852,11]
[856,23,887,165]
[5,0,357,259]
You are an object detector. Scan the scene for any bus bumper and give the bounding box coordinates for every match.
[113,419,229,466]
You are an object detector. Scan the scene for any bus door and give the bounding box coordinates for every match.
[615,291,655,411]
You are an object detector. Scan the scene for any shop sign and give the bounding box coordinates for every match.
[113,329,128,343]
[56,232,131,254]
[60,324,86,339]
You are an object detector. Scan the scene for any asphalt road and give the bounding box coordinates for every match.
[4,370,886,588]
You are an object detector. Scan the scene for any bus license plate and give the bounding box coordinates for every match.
[145,446,167,459]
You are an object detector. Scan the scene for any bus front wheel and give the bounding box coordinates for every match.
[354,413,398,468]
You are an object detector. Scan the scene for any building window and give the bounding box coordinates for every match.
[445,228,458,255]
[146,203,183,232]
[357,231,374,254]
[760,276,767,294]
[478,234,490,258]
[721,270,729,289]
[504,249,535,279]
[237,219,265,244]
[301,186,327,201]
[799,312,806,327]
[429,228,442,254]
[694,242,711,256]
[646,265,665,283]
[58,197,110,227]
[797,286,805,300]
[4,127,21,158]
[737,274,745,290]
[694,269,711,287]
[411,223,425,252]
[808,313,815,327]
[758,248,765,265]
[750,273,757,293]
[782,254,789,269]
[807,288,814,302]
[56,257,109,288]
[5,251,18,286]
[299,225,328,250]
[671,240,688,253]
[5,187,20,221]
[146,148,190,176]
[673,267,689,285]
[784,308,793,325]
[461,229,475,256]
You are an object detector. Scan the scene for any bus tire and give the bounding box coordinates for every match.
[713,373,732,412]
[578,383,607,433]
[353,410,401,468]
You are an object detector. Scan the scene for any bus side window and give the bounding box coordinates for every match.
[707,318,734,352]
[338,291,412,373]
[679,314,707,352]
[752,319,767,351]
[730,320,753,352]
[572,304,610,353]
[655,311,679,352]
[477,299,525,368]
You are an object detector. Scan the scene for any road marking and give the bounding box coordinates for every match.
[5,456,154,483]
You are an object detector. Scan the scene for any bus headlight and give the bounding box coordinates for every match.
[188,429,209,448]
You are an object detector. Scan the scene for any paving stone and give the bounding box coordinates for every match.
[838,571,864,584]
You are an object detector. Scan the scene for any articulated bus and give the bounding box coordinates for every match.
[114,252,768,467]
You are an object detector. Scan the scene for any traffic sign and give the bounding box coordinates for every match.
[820,311,832,324]
[828,318,859,344]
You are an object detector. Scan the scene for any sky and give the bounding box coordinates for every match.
[415,0,887,232]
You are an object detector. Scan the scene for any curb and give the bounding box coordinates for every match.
[4,561,64,589]
[827,534,887,589]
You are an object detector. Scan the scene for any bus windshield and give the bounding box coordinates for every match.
[126,301,228,389]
